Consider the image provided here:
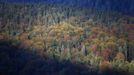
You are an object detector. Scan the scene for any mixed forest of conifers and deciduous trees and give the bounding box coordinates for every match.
[0,3,134,75]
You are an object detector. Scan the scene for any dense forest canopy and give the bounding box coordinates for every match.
[0,0,134,75]
[1,0,134,16]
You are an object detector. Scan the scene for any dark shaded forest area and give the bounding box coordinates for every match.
[1,0,134,16]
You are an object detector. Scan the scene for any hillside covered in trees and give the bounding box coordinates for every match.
[0,2,134,75]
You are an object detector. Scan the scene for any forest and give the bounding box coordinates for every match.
[0,2,134,75]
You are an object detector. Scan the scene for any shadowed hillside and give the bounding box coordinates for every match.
[0,39,130,75]
[1,0,134,16]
